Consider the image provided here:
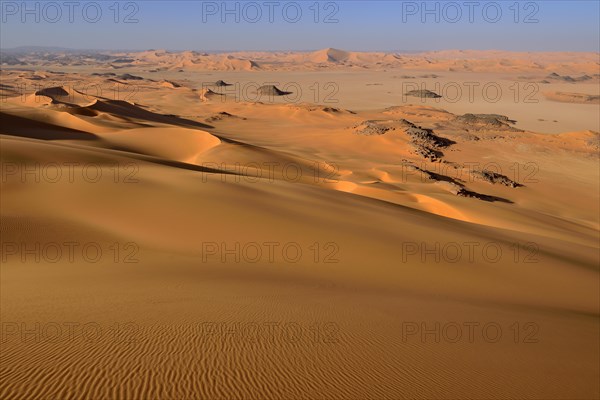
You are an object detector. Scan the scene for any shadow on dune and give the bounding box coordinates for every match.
[458,188,514,204]
[89,100,214,130]
[0,112,99,140]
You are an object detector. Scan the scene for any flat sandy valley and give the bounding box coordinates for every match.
[1,49,599,399]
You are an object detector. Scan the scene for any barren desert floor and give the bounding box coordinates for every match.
[1,49,599,399]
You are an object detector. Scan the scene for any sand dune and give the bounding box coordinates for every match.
[198,87,225,101]
[1,59,598,399]
[309,47,352,63]
[159,80,182,88]
[6,48,599,74]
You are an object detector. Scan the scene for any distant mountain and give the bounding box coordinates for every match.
[1,46,76,54]
[0,52,26,65]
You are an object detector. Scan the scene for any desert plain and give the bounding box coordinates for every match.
[0,48,599,399]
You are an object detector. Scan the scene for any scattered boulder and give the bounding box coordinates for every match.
[353,120,395,136]
[205,111,246,122]
[405,89,441,99]
[118,73,144,80]
[411,166,462,185]
[411,145,443,162]
[405,126,455,148]
[400,120,455,162]
[546,73,592,82]
[256,85,292,96]
[455,188,512,203]
[411,165,514,203]
[353,118,455,161]
[471,170,522,187]
[214,80,232,87]
[455,113,523,132]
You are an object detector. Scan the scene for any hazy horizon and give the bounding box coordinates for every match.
[1,1,599,52]
[2,45,599,55]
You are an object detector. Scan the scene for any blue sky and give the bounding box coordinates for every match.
[1,1,599,51]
